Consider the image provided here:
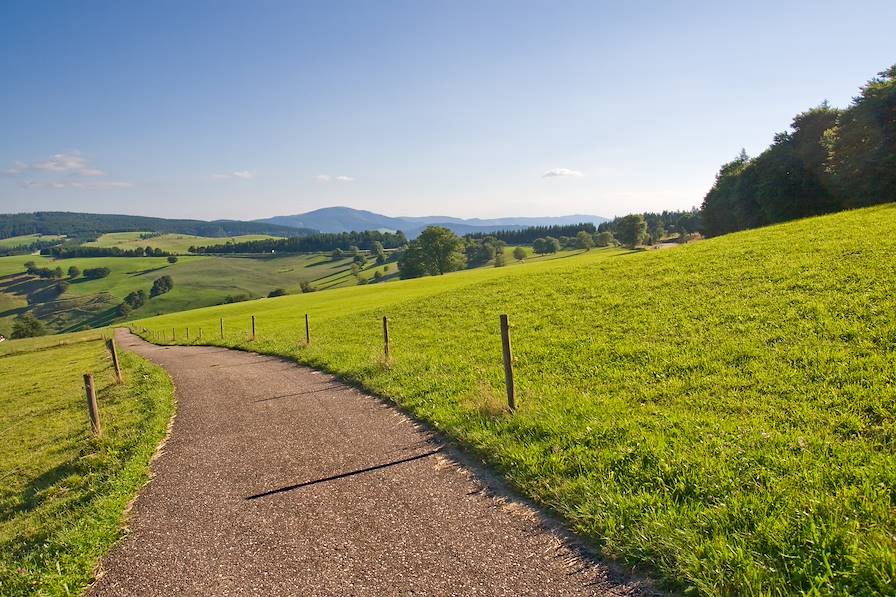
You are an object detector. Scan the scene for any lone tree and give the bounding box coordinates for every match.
[167,256,178,264]
[512,246,527,261]
[12,313,46,339]
[398,226,466,279]
[150,275,174,297]
[576,230,594,251]
[67,265,81,278]
[533,236,560,254]
[372,241,387,265]
[615,214,648,248]
[594,231,615,247]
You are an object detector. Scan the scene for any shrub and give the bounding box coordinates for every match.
[150,275,174,297]
[268,288,287,298]
[11,313,46,339]
[299,281,315,293]
[67,265,81,278]
[83,267,111,280]
[167,256,178,263]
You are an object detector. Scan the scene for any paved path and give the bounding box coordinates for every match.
[90,329,642,596]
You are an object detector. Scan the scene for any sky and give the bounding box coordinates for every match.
[1,1,894,221]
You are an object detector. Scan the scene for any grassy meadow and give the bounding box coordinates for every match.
[0,333,175,595]
[0,235,65,250]
[132,204,896,594]
[0,252,380,336]
[84,231,281,254]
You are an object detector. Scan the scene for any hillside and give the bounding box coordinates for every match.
[257,206,607,237]
[132,204,895,594]
[0,212,313,240]
[85,231,283,254]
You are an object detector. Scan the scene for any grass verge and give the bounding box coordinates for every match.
[0,336,175,596]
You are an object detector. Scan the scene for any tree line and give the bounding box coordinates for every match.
[192,230,407,254]
[0,211,310,239]
[41,245,174,258]
[701,64,895,237]
[465,222,597,245]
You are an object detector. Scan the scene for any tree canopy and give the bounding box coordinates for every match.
[398,226,466,279]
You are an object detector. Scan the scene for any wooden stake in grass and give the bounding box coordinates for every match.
[199,327,203,340]
[83,373,101,436]
[305,314,310,345]
[186,327,190,340]
[107,338,123,384]
[251,315,256,341]
[383,315,390,361]
[172,328,176,341]
[500,314,516,411]
[220,317,224,339]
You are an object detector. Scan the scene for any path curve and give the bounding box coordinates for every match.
[90,329,642,596]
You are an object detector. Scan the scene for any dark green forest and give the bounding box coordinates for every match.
[701,65,896,237]
[0,212,312,240]
[193,229,408,254]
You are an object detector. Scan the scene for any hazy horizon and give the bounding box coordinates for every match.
[2,1,894,220]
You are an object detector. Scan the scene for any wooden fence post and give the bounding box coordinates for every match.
[220,318,224,339]
[107,338,123,384]
[84,374,101,436]
[304,314,310,344]
[500,314,516,411]
[186,327,190,340]
[251,315,256,340]
[199,327,203,340]
[172,327,176,341]
[383,316,390,361]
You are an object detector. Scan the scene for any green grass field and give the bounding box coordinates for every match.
[0,235,65,250]
[85,231,281,254]
[0,252,377,336]
[0,334,175,595]
[132,204,896,594]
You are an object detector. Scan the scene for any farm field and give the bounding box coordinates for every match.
[132,204,896,594]
[0,234,65,250]
[0,252,380,336]
[0,334,175,595]
[85,231,282,254]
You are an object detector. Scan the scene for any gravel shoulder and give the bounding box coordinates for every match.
[89,329,648,596]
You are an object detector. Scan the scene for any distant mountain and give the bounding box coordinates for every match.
[256,207,607,238]
[0,212,314,240]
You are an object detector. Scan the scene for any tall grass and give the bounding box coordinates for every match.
[135,205,896,594]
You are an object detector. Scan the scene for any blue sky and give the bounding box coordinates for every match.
[1,1,893,220]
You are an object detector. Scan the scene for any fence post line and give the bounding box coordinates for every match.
[500,314,516,411]
[305,314,310,344]
[220,317,224,339]
[84,373,102,436]
[383,316,390,361]
[251,315,256,340]
[107,338,123,384]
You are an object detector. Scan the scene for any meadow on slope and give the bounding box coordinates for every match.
[0,334,174,595]
[135,205,896,594]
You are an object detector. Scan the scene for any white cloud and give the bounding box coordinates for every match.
[315,174,354,182]
[542,168,584,178]
[19,180,133,190]
[212,170,256,180]
[5,151,133,190]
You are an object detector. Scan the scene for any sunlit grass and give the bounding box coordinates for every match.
[134,204,896,593]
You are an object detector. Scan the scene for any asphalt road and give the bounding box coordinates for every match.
[89,329,645,596]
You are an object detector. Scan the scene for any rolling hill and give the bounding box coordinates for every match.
[256,206,607,237]
[0,212,314,240]
[129,204,895,594]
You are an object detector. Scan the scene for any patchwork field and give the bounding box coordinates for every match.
[0,334,175,595]
[0,252,382,336]
[132,204,896,594]
[85,231,282,254]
